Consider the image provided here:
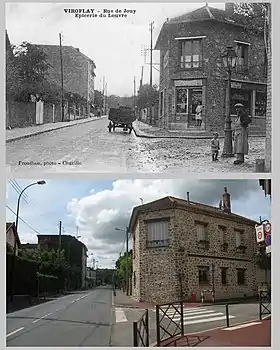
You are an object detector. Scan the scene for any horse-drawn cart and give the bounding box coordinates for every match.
[108,106,136,133]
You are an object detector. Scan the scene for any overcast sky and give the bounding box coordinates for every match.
[5,2,225,96]
[6,179,271,269]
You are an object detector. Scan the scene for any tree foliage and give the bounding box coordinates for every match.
[115,250,133,284]
[94,90,104,108]
[136,84,159,110]
[256,245,271,270]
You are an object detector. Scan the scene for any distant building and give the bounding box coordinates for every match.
[6,222,21,256]
[21,243,38,251]
[130,187,263,304]
[35,45,96,114]
[154,4,267,133]
[37,234,88,289]
[86,267,97,288]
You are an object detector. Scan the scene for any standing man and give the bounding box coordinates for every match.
[195,101,204,127]
[233,103,252,164]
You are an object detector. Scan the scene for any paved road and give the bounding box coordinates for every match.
[6,117,264,174]
[6,118,153,174]
[6,288,113,346]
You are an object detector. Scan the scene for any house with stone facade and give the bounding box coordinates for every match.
[130,187,262,304]
[154,3,267,133]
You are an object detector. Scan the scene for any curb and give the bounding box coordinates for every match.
[133,127,265,140]
[6,116,106,143]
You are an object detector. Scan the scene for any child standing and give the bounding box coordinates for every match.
[211,132,220,161]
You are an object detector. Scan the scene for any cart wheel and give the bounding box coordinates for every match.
[113,123,116,131]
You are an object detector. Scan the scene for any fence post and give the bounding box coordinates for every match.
[225,304,229,327]
[156,305,161,347]
[146,309,149,346]
[133,321,138,347]
[259,292,262,321]
[180,300,184,336]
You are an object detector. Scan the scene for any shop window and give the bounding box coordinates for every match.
[179,39,202,69]
[236,43,249,68]
[176,88,188,113]
[231,89,251,115]
[255,91,267,116]
[198,266,209,284]
[221,268,228,285]
[237,268,246,285]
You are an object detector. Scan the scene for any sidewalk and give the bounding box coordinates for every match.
[133,120,265,139]
[113,289,155,309]
[161,319,271,347]
[6,115,107,143]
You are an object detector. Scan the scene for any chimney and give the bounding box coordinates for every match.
[222,187,231,213]
[225,3,235,16]
[186,192,190,204]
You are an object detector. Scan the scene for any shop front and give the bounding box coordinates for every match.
[170,78,206,130]
[230,80,267,118]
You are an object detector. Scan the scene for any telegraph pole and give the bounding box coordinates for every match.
[149,21,154,87]
[140,66,144,89]
[102,76,105,115]
[133,76,136,114]
[58,221,62,255]
[59,33,64,122]
[126,226,129,295]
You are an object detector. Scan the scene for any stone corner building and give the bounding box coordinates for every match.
[130,187,262,304]
[154,3,267,133]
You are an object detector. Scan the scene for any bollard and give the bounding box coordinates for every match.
[226,304,230,327]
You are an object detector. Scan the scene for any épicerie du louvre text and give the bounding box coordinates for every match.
[64,8,136,18]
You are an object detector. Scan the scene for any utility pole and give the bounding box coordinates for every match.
[149,22,154,87]
[102,76,105,115]
[140,66,144,89]
[133,76,136,115]
[126,226,129,296]
[59,33,64,122]
[58,221,62,255]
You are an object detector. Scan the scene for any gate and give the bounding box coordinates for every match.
[155,301,184,346]
[259,290,271,320]
[133,309,149,347]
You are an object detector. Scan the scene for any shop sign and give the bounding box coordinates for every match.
[174,79,203,87]
[231,82,242,89]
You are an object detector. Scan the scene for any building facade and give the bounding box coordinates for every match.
[37,234,88,289]
[155,4,267,132]
[130,188,262,304]
[6,222,21,256]
[35,45,96,114]
[86,268,97,288]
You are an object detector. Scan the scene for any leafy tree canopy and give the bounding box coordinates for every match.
[137,84,159,110]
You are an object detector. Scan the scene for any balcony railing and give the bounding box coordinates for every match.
[146,239,169,248]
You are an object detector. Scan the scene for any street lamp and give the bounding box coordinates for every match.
[221,46,237,157]
[11,180,46,301]
[115,226,129,295]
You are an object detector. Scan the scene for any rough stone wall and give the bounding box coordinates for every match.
[133,206,259,304]
[158,20,266,131]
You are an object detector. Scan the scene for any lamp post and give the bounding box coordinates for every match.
[10,180,46,302]
[115,227,129,295]
[221,46,237,157]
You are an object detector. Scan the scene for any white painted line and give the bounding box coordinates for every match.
[32,312,52,323]
[160,308,208,316]
[56,308,62,312]
[159,307,206,314]
[6,327,25,338]
[173,312,225,322]
[115,308,127,323]
[171,310,216,320]
[184,315,236,325]
[223,321,261,331]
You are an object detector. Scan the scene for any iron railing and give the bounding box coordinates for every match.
[259,290,271,320]
[155,301,184,347]
[133,308,149,347]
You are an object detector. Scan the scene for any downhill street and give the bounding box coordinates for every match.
[6,117,264,174]
[6,287,113,347]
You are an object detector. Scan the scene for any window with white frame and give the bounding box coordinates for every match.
[196,222,208,242]
[235,229,245,248]
[147,220,169,248]
[179,39,202,69]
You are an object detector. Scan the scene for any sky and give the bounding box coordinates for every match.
[5,2,225,96]
[6,179,271,269]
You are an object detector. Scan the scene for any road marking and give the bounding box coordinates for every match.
[32,312,52,323]
[56,308,62,312]
[172,310,218,321]
[183,315,235,325]
[223,321,261,331]
[6,327,25,338]
[161,308,208,316]
[115,308,127,323]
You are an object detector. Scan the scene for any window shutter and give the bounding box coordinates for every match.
[197,224,205,241]
[235,231,241,247]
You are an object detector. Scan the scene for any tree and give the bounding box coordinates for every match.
[11,42,52,102]
[137,84,159,110]
[94,90,104,108]
[256,244,271,284]
[115,250,133,287]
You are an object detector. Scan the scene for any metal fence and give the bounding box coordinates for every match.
[133,309,149,347]
[259,290,271,320]
[155,301,184,347]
